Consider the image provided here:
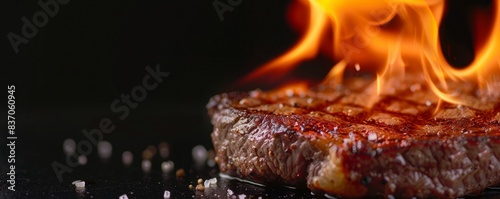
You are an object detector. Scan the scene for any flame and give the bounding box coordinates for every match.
[242,0,328,83]
[245,0,500,108]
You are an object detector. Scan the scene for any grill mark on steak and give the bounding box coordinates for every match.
[207,77,500,198]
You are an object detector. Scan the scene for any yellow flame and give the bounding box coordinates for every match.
[242,2,328,83]
[246,0,500,107]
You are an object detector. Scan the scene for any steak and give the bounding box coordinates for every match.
[207,76,500,198]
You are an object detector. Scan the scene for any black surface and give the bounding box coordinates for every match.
[1,0,500,198]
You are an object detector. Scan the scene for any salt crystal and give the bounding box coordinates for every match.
[425,100,432,107]
[163,190,171,198]
[122,151,133,166]
[146,145,157,156]
[238,194,246,199]
[72,180,85,188]
[142,160,152,173]
[142,149,154,160]
[158,142,170,159]
[176,169,185,178]
[119,194,129,199]
[195,184,205,191]
[78,155,87,165]
[97,141,112,159]
[354,63,361,71]
[209,178,217,184]
[202,178,217,188]
[63,138,76,155]
[192,145,207,164]
[227,189,234,195]
[161,161,174,173]
[207,159,216,167]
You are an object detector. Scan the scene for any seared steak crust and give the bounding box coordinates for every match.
[208,77,500,198]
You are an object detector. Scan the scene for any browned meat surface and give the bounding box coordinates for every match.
[207,77,500,198]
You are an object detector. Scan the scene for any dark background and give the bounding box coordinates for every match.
[0,0,308,197]
[0,0,497,198]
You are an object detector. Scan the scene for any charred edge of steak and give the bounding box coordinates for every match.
[208,86,500,198]
[209,93,322,186]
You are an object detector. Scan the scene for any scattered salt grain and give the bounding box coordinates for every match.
[207,159,216,167]
[176,168,185,179]
[147,145,157,156]
[192,145,207,164]
[142,149,154,160]
[72,180,85,188]
[158,142,170,159]
[196,184,205,191]
[119,194,129,199]
[142,145,157,160]
[163,190,171,198]
[227,189,234,195]
[78,155,87,165]
[97,141,112,159]
[122,151,133,166]
[209,178,217,184]
[238,194,246,199]
[355,63,361,71]
[425,100,432,107]
[72,180,85,195]
[63,138,76,155]
[161,161,174,173]
[142,160,152,173]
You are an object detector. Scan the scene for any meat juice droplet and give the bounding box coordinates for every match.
[368,132,377,141]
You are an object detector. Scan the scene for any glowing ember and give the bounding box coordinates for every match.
[244,0,500,109]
